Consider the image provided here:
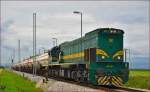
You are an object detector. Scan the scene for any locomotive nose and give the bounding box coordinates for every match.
[97,76,123,86]
[96,71,123,86]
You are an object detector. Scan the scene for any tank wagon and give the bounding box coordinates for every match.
[12,28,129,86]
[12,53,49,74]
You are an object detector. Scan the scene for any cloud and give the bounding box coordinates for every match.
[1,11,99,64]
[1,1,149,65]
[1,20,14,32]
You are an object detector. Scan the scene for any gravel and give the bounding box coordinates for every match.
[13,71,107,92]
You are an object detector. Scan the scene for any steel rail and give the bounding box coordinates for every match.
[112,87,149,92]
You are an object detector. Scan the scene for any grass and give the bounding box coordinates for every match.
[124,69,150,90]
[0,69,43,92]
[0,69,2,74]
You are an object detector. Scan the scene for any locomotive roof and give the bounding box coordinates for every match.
[60,28,124,46]
[85,28,124,36]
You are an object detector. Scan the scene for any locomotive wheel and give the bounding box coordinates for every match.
[72,71,78,81]
[76,70,82,82]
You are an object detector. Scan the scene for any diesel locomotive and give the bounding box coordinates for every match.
[12,28,129,86]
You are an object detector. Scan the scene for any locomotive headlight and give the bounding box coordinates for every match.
[102,56,105,59]
[117,56,121,60]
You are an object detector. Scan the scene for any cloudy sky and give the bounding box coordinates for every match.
[1,1,149,66]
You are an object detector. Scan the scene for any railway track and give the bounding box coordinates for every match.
[14,70,149,92]
[48,76,113,92]
[112,87,149,92]
[47,76,148,92]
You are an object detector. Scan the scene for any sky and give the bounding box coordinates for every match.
[1,1,149,68]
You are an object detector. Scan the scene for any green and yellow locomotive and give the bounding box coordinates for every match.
[48,28,129,86]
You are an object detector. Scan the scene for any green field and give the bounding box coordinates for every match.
[0,69,43,92]
[124,69,150,90]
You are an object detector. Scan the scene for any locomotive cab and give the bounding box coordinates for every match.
[86,28,129,86]
[48,46,62,63]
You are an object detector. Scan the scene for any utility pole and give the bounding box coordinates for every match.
[11,49,15,69]
[13,49,15,64]
[18,40,21,71]
[73,11,83,62]
[52,38,57,46]
[33,13,37,76]
[33,13,35,76]
[0,11,1,66]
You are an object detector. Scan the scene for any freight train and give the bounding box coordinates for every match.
[12,28,129,86]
